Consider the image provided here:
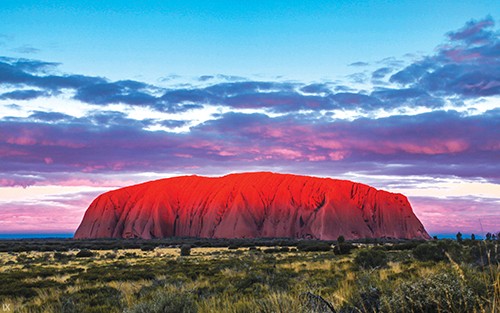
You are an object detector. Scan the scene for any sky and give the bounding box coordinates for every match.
[0,1,499,236]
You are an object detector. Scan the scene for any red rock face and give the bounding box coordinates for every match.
[74,172,430,240]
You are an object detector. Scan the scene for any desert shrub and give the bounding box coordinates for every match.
[387,241,422,251]
[343,286,381,312]
[53,252,70,261]
[126,290,196,313]
[228,244,241,250]
[180,245,191,256]
[262,247,289,254]
[468,241,499,265]
[61,286,123,313]
[105,252,117,259]
[263,247,280,254]
[0,275,38,299]
[438,240,464,262]
[412,243,445,262]
[76,249,94,258]
[297,241,331,252]
[382,272,477,313]
[234,272,265,293]
[354,248,387,269]
[0,271,63,300]
[334,243,356,255]
[299,292,336,313]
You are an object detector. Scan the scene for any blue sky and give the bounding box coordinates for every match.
[0,1,499,235]
[1,1,497,82]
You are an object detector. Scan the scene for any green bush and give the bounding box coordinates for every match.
[354,249,387,269]
[76,249,95,258]
[296,241,331,252]
[334,243,356,255]
[412,243,445,262]
[180,245,191,256]
[53,252,69,261]
[468,241,499,265]
[382,272,477,313]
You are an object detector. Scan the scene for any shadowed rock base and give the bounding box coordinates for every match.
[74,172,430,240]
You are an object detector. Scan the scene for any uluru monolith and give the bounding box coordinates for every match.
[74,172,430,240]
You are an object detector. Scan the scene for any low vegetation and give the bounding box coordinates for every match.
[0,238,498,312]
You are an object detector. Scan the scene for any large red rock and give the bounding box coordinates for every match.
[74,172,430,240]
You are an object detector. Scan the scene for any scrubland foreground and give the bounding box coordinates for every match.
[0,238,498,313]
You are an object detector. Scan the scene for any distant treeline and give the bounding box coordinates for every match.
[3,235,498,253]
[0,237,427,252]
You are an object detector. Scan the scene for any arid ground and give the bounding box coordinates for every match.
[0,238,498,312]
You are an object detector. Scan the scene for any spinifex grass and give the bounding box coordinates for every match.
[0,239,497,313]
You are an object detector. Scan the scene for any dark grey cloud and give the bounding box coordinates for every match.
[371,67,393,80]
[0,89,49,100]
[74,80,156,106]
[0,57,59,74]
[331,92,382,110]
[159,120,189,128]
[349,61,369,67]
[389,16,499,97]
[29,111,74,122]
[447,15,495,45]
[0,57,105,91]
[300,83,333,94]
[370,88,444,109]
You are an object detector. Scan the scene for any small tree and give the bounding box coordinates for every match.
[337,235,345,244]
[486,232,492,241]
[456,232,463,242]
[470,233,475,241]
[180,244,191,256]
[334,242,356,255]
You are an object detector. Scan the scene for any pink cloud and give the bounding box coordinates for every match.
[411,196,500,235]
[6,136,37,146]
[0,191,100,233]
